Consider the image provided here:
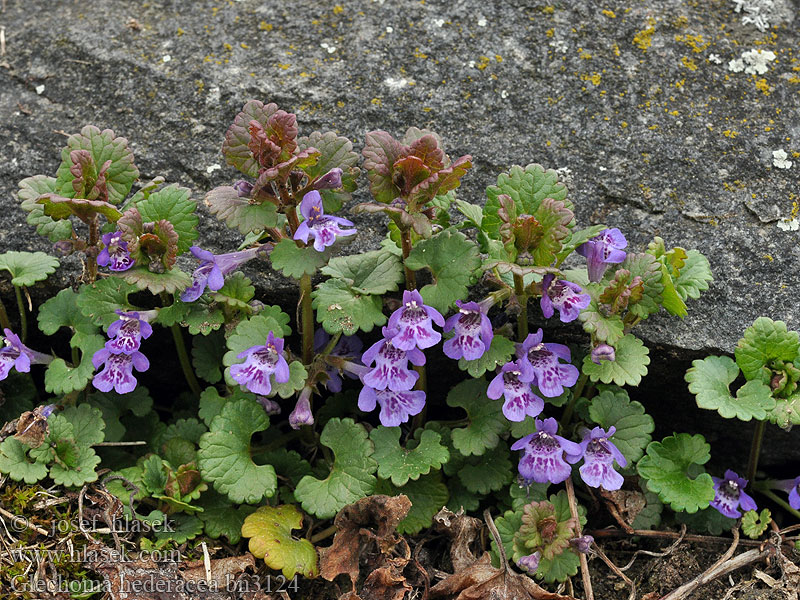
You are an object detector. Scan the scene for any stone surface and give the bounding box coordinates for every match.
[1,0,799,358]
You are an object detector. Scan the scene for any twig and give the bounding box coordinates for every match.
[659,539,772,600]
[201,541,211,582]
[0,505,49,536]
[565,478,594,600]
[592,542,635,600]
[619,524,687,572]
[706,527,739,573]
[588,527,764,548]
[483,509,507,568]
[0,26,5,56]
[93,441,147,447]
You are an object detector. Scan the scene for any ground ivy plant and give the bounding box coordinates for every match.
[1,100,791,588]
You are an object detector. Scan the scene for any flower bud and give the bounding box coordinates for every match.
[516,551,541,573]
[53,240,74,256]
[257,396,282,416]
[289,393,314,429]
[591,344,616,365]
[570,535,594,554]
[311,167,343,190]
[233,180,254,198]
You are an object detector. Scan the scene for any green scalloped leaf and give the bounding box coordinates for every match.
[637,433,715,513]
[579,288,625,345]
[742,508,771,539]
[135,184,198,254]
[196,489,255,544]
[192,331,226,384]
[447,379,506,456]
[76,278,139,329]
[270,238,331,279]
[483,164,570,241]
[61,404,105,447]
[767,393,800,428]
[270,361,308,399]
[18,175,73,241]
[556,224,607,264]
[675,250,713,300]
[87,387,152,443]
[205,186,279,234]
[582,334,650,386]
[297,130,360,212]
[455,443,513,494]
[619,253,664,318]
[686,356,776,421]
[153,513,203,544]
[370,426,449,486]
[242,505,319,579]
[735,317,800,381]
[405,227,480,313]
[0,373,36,423]
[210,271,255,311]
[676,506,735,535]
[197,398,277,504]
[0,251,59,287]
[294,418,377,519]
[222,99,279,177]
[49,445,101,487]
[588,387,654,464]
[457,334,515,377]
[321,249,404,295]
[118,267,191,295]
[375,472,450,535]
[38,288,100,350]
[55,125,139,204]
[312,278,386,335]
[0,438,49,483]
[44,335,104,396]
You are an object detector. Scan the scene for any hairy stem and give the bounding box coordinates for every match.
[300,274,314,365]
[0,296,12,332]
[513,273,528,342]
[87,215,99,283]
[745,420,766,484]
[400,229,416,291]
[14,285,27,342]
[560,373,589,428]
[170,323,202,397]
[565,476,594,600]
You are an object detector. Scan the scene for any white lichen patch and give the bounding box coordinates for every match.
[35,85,45,95]
[708,53,722,64]
[550,39,568,53]
[162,55,172,63]
[500,90,509,99]
[477,16,487,27]
[206,164,221,174]
[433,19,444,28]
[777,218,799,232]
[728,49,776,74]
[384,77,409,89]
[731,0,775,32]
[320,42,337,54]
[772,149,793,169]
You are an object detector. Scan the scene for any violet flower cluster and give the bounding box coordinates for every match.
[709,470,757,519]
[576,228,627,282]
[97,231,134,272]
[357,290,443,427]
[294,190,356,252]
[230,331,291,397]
[182,245,265,302]
[92,311,152,394]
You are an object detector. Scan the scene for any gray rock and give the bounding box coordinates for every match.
[1,0,798,360]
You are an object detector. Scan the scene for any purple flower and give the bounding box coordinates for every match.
[443,301,494,361]
[487,362,544,422]
[1,329,52,381]
[311,168,343,191]
[229,331,291,396]
[517,329,579,398]
[358,386,426,427]
[541,275,591,323]
[233,180,254,197]
[181,245,264,302]
[576,228,627,282]
[387,289,445,351]
[710,470,757,519]
[314,329,363,392]
[777,476,800,510]
[97,231,134,272]
[293,190,356,252]
[511,418,582,484]
[516,552,541,573]
[361,327,425,392]
[289,389,314,429]
[91,348,149,394]
[567,426,627,491]
[570,535,594,554]
[257,396,282,416]
[591,344,616,365]
[105,310,153,355]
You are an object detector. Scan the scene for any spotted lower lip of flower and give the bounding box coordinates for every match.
[511,417,581,484]
[540,274,591,323]
[487,362,544,422]
[517,329,579,398]
[293,190,356,252]
[361,327,425,392]
[576,228,627,282]
[105,310,154,355]
[387,289,445,351]
[97,231,134,272]
[710,470,757,519]
[181,245,265,302]
[443,300,494,361]
[358,386,426,427]
[1,329,52,381]
[91,347,149,394]
[229,331,291,396]
[567,426,627,491]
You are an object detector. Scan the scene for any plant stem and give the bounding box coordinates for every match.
[756,488,800,521]
[71,346,81,367]
[560,373,589,428]
[310,524,337,544]
[565,476,594,600]
[745,420,766,484]
[14,285,27,342]
[400,229,416,290]
[170,323,202,397]
[513,273,528,342]
[0,296,12,331]
[300,274,314,365]
[87,215,99,283]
